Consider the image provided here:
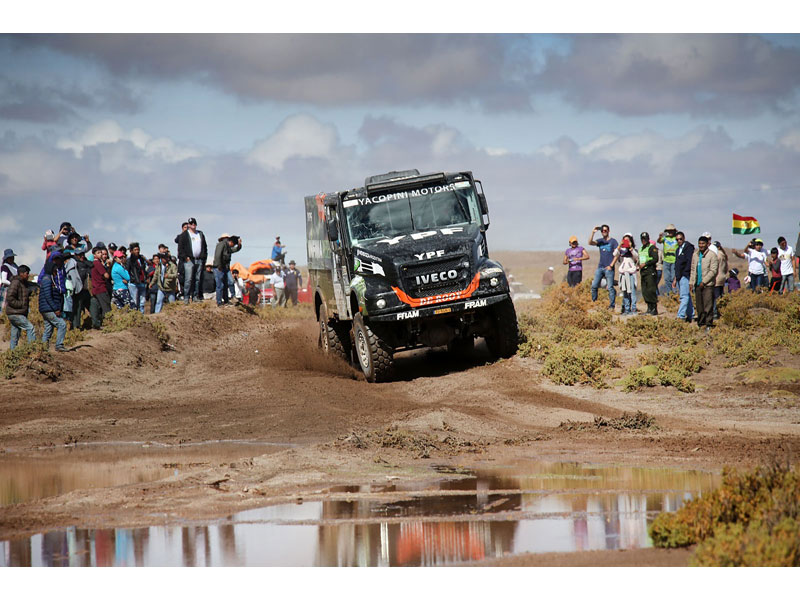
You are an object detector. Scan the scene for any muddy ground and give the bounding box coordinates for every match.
[2,271,799,566]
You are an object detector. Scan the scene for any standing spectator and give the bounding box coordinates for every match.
[732,238,767,291]
[726,268,741,293]
[1,248,18,313]
[126,242,149,313]
[174,222,188,298]
[767,248,782,293]
[202,263,216,299]
[42,229,57,257]
[657,225,679,293]
[283,260,303,306]
[654,244,664,294]
[4,265,36,349]
[609,234,639,315]
[776,236,797,294]
[638,232,659,316]
[713,242,728,320]
[270,265,286,308]
[541,267,554,289]
[231,269,245,303]
[63,230,92,255]
[72,249,92,329]
[110,251,132,309]
[563,236,589,287]
[39,251,68,352]
[176,217,208,303]
[588,224,618,310]
[62,248,80,328]
[272,236,286,264]
[673,231,695,322]
[690,235,719,331]
[55,222,73,249]
[150,253,179,313]
[213,233,242,306]
[90,246,112,328]
[148,254,159,313]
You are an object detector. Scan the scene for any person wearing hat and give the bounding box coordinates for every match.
[38,250,68,352]
[202,262,216,299]
[713,241,729,319]
[638,232,660,315]
[0,248,18,313]
[726,268,741,293]
[657,225,679,293]
[272,236,286,265]
[4,265,37,349]
[213,233,242,306]
[42,229,57,257]
[733,238,767,291]
[541,266,555,289]
[563,236,589,287]
[176,217,208,303]
[283,260,303,305]
[149,253,179,313]
[609,234,639,315]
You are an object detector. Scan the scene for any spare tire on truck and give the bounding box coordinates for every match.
[485,298,519,360]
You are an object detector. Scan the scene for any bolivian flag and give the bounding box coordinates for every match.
[732,213,761,235]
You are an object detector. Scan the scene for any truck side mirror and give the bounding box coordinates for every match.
[474,179,490,230]
[327,219,339,242]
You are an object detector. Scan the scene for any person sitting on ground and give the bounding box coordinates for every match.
[563,236,589,287]
[110,250,132,309]
[4,265,37,349]
[39,251,68,352]
[767,247,782,293]
[150,253,179,313]
[726,268,741,293]
[609,233,639,315]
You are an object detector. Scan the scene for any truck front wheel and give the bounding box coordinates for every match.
[318,303,351,362]
[353,313,394,383]
[485,298,519,360]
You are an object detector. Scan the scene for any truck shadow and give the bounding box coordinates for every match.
[389,340,495,381]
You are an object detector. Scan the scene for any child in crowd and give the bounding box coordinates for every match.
[726,268,741,293]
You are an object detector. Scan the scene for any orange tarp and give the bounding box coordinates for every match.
[245,259,276,284]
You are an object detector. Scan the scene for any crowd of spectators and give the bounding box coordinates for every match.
[1,218,302,352]
[565,224,798,331]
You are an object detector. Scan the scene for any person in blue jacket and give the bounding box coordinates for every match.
[38,250,68,352]
[110,250,132,309]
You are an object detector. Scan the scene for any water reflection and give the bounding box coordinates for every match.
[0,462,719,566]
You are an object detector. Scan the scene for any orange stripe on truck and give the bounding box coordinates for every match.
[392,273,481,308]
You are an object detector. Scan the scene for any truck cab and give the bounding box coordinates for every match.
[306,169,518,382]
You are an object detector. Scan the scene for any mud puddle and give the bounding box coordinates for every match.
[0,441,286,507]
[1,461,720,566]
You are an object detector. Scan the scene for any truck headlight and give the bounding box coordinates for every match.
[376,298,387,309]
[489,277,499,287]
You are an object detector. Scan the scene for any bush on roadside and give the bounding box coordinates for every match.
[542,345,619,387]
[650,462,800,566]
[0,341,49,379]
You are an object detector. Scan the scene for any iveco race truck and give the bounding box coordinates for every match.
[305,169,518,382]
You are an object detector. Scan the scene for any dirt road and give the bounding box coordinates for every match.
[1,297,799,565]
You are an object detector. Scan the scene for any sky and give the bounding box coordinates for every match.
[2,26,800,271]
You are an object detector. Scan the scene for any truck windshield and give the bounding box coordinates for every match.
[344,182,480,244]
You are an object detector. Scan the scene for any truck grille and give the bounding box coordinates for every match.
[400,254,472,298]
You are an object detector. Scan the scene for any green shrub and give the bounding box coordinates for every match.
[650,463,800,566]
[543,345,619,387]
[0,341,49,379]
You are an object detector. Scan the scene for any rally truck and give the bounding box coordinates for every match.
[305,169,518,382]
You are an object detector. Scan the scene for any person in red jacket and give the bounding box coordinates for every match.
[89,245,112,328]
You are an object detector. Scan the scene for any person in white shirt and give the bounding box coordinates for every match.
[232,269,245,303]
[270,266,286,308]
[732,238,767,291]
[777,236,797,294]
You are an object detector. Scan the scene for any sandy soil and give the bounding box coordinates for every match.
[1,252,798,567]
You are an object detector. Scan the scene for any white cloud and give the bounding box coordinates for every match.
[0,215,21,234]
[578,128,708,172]
[246,114,338,171]
[778,127,800,152]
[57,120,201,164]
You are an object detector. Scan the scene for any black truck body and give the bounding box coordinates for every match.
[305,169,518,382]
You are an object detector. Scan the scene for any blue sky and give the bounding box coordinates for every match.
[1,31,799,270]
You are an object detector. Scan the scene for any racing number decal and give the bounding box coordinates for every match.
[391,273,481,308]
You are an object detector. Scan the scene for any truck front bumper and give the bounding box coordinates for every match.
[367,293,510,323]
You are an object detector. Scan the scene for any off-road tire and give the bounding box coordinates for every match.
[485,297,519,360]
[318,303,350,362]
[353,313,394,383]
